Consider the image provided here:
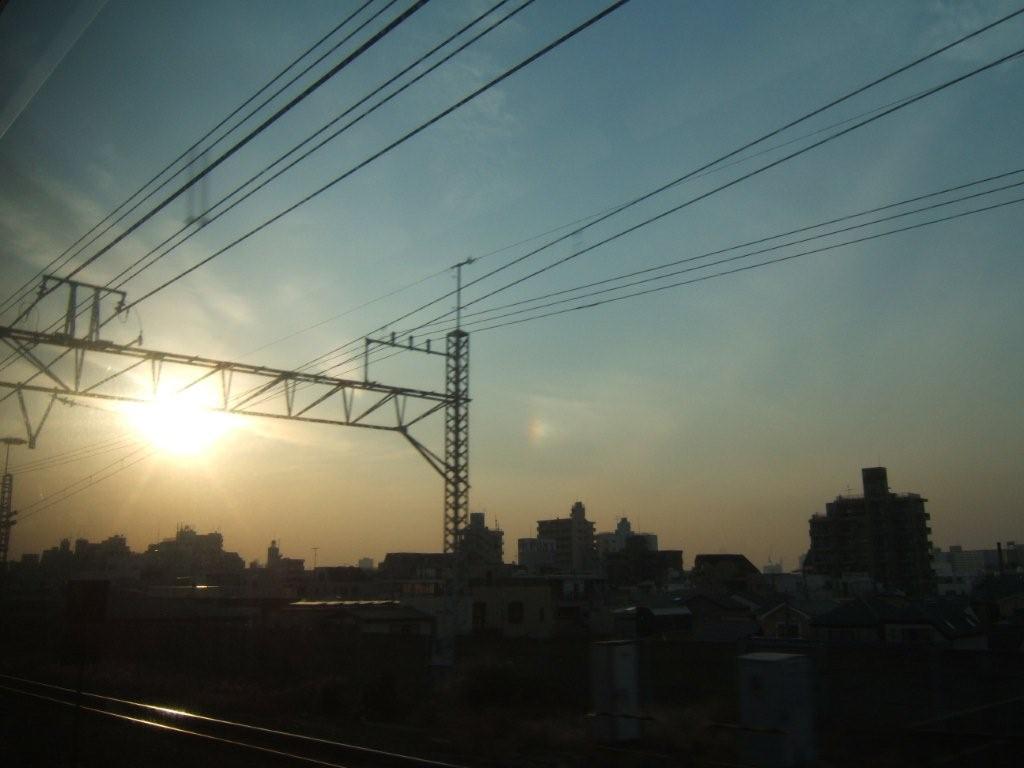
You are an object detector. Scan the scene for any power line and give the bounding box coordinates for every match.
[460,195,1024,335]
[0,0,378,318]
[302,171,1024,378]
[119,0,634,314]
[0,0,428,378]
[427,173,1024,328]
[18,444,157,521]
[11,435,143,474]
[10,0,429,327]
[405,43,1024,337]
[235,85,932,377]
[0,0,528,382]
[189,32,1024,414]
[238,264,452,359]
[107,0,535,292]
[291,5,1024,376]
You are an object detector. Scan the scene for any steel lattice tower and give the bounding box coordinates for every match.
[0,473,13,567]
[443,329,469,553]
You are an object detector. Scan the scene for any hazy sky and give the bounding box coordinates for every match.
[1,0,1022,569]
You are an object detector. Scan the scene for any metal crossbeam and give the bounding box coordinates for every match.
[0,325,454,473]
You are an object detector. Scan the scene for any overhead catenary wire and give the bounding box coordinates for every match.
[244,168,1024,410]
[11,435,144,474]
[245,84,932,376]
[415,173,1024,330]
[0,0,429,379]
[286,88,945,376]
[457,195,1024,336]
[17,443,157,521]
[0,0,379,319]
[287,5,1024,379]
[4,6,1019,415]
[8,0,430,329]
[398,43,1024,342]
[0,0,528,378]
[107,0,536,291]
[0,0,626,408]
[118,0,635,314]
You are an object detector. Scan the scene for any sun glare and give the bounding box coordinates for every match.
[127,398,233,456]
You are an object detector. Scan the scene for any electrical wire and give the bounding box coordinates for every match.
[460,195,1024,335]
[17,443,157,521]
[0,0,527,378]
[284,5,1024,378]
[9,0,429,328]
[0,0,378,318]
[107,0,535,292]
[11,435,143,474]
[298,168,1024,379]
[294,5,1024,363]
[419,174,1024,329]
[233,84,932,377]
[400,44,1024,340]
[118,0,634,313]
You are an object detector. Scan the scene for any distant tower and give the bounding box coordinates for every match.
[0,438,27,568]
[267,540,281,568]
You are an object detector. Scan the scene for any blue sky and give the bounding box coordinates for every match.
[1,0,1022,568]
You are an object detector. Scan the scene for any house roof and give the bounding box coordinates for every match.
[288,600,432,622]
[812,595,982,638]
[692,554,760,575]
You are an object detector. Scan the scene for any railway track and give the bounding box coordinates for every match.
[0,673,473,768]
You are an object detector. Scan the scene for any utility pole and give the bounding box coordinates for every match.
[0,437,28,569]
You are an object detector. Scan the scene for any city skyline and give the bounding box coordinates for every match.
[2,1,1022,570]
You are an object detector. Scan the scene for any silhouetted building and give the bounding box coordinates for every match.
[517,537,556,574]
[459,511,503,567]
[805,467,935,596]
[73,534,136,581]
[537,500,596,574]
[606,539,683,588]
[932,542,1021,585]
[141,525,244,585]
[596,517,659,558]
[379,552,452,581]
[691,554,764,594]
[265,539,305,594]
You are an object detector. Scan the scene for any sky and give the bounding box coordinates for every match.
[1,0,1022,570]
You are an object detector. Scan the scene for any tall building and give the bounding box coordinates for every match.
[804,467,935,596]
[536,500,596,574]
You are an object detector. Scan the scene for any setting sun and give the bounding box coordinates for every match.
[126,398,234,456]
